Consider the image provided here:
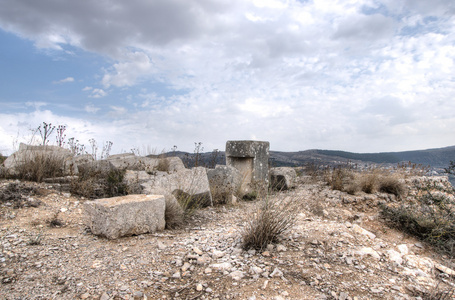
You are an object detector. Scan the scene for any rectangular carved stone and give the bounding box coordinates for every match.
[84,194,165,239]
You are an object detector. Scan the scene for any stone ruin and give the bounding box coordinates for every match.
[1,140,279,239]
[225,140,270,196]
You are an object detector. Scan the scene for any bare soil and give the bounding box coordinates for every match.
[1,178,454,300]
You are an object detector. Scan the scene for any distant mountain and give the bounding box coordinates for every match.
[159,145,455,169]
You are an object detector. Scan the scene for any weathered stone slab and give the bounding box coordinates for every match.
[84,194,165,239]
[140,167,213,207]
[226,140,270,196]
[270,167,297,190]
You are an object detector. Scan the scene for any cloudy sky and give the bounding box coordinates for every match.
[0,0,454,155]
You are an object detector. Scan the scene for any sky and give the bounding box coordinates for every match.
[0,0,455,156]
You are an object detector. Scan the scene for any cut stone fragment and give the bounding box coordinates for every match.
[84,194,165,239]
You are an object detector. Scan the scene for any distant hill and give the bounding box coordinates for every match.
[159,145,455,169]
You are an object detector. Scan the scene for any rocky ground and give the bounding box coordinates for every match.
[1,176,455,300]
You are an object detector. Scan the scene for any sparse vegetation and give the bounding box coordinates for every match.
[47,211,65,228]
[27,232,43,246]
[381,180,455,257]
[0,182,40,208]
[444,160,455,175]
[164,196,184,229]
[412,279,455,300]
[70,164,128,199]
[241,194,299,250]
[323,164,406,198]
[14,152,66,182]
[156,153,170,172]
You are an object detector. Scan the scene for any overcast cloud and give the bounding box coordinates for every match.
[0,0,454,155]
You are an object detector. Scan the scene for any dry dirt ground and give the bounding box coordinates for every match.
[1,177,454,300]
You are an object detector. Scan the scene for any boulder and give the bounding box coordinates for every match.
[167,157,186,172]
[84,194,165,239]
[207,165,242,204]
[141,167,213,207]
[64,154,94,175]
[270,167,297,190]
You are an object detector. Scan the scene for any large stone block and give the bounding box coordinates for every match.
[140,167,213,207]
[84,194,165,239]
[207,165,242,204]
[225,140,270,196]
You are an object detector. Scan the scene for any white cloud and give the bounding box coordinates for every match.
[85,104,100,113]
[53,76,74,84]
[0,0,455,152]
[83,87,107,98]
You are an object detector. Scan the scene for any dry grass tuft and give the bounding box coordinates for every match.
[241,194,300,250]
[164,196,184,229]
[15,152,65,182]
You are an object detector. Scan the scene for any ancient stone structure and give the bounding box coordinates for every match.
[225,140,270,196]
[84,194,165,239]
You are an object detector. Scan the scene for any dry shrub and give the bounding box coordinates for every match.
[164,196,184,229]
[326,165,355,192]
[70,164,127,199]
[378,174,405,197]
[242,194,299,250]
[47,212,65,228]
[381,181,455,257]
[0,182,41,208]
[329,167,406,198]
[15,152,65,182]
[156,155,170,172]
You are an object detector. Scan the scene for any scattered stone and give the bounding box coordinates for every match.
[270,267,283,278]
[356,247,381,260]
[229,270,245,281]
[352,224,376,239]
[276,244,287,252]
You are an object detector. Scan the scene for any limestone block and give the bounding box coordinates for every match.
[141,167,212,207]
[270,167,297,190]
[84,194,165,239]
[207,165,242,204]
[226,140,270,196]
